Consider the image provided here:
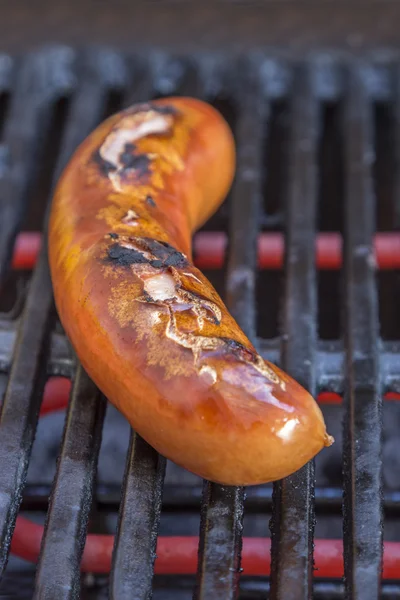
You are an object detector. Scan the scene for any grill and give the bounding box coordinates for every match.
[0,46,400,599]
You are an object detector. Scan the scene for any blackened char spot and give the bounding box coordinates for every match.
[107,244,149,267]
[109,233,119,240]
[143,290,154,302]
[119,143,151,176]
[124,101,179,118]
[105,237,189,271]
[221,337,256,362]
[124,102,151,116]
[146,195,156,208]
[150,259,164,268]
[164,254,185,268]
[148,103,179,116]
[92,149,116,176]
[122,142,135,154]
[139,238,189,269]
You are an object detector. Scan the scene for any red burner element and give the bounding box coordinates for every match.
[36,377,400,412]
[12,231,400,271]
[10,516,400,578]
[193,231,400,271]
[7,377,400,578]
[12,232,42,270]
[40,377,72,416]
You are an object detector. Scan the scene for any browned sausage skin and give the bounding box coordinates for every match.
[48,97,333,486]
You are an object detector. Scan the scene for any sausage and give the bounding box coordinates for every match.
[48,97,333,486]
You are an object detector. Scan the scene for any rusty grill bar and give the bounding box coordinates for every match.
[0,47,398,599]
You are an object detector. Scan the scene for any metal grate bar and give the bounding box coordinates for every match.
[33,367,105,600]
[195,67,265,600]
[225,67,266,338]
[0,49,72,282]
[2,327,400,394]
[240,579,400,600]
[0,54,13,137]
[0,50,397,599]
[109,68,168,600]
[0,54,13,94]
[49,53,125,187]
[110,61,218,597]
[28,51,127,598]
[342,66,383,598]
[17,479,400,516]
[110,434,166,600]
[153,54,197,100]
[0,51,76,576]
[0,252,53,577]
[393,63,400,228]
[0,49,125,580]
[5,574,400,600]
[195,483,244,600]
[270,66,319,600]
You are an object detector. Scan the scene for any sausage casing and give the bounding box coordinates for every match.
[48,97,333,486]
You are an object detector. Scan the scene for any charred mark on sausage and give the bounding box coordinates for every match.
[220,337,283,386]
[141,238,189,268]
[93,144,151,180]
[95,103,181,189]
[109,233,119,240]
[119,143,152,176]
[142,290,154,303]
[147,103,179,116]
[221,337,256,362]
[146,195,156,208]
[92,149,116,176]
[107,244,149,267]
[124,102,179,118]
[106,237,189,270]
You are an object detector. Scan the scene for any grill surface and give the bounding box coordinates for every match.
[0,47,399,599]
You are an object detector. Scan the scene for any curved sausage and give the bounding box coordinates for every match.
[48,97,333,486]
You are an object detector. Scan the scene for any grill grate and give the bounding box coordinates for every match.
[270,65,318,599]
[342,67,383,597]
[0,47,399,599]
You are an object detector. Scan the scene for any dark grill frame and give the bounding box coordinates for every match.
[0,47,398,599]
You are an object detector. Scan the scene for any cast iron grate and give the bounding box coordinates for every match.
[0,46,399,599]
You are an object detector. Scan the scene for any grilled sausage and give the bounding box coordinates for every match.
[48,97,333,486]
